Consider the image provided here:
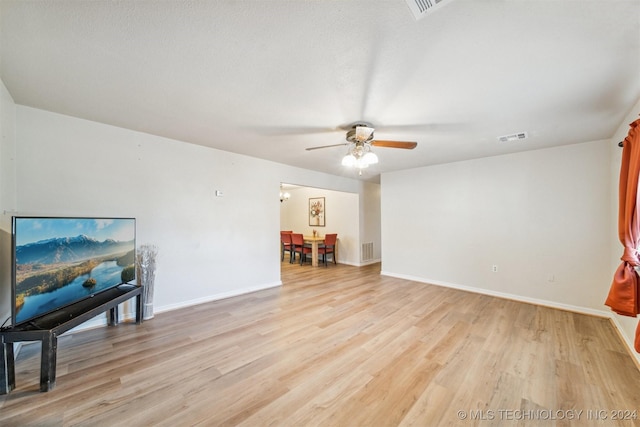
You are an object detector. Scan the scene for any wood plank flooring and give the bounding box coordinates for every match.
[1,261,640,426]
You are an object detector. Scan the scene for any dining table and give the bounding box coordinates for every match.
[303,235,329,267]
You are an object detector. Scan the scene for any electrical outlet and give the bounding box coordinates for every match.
[492,265,498,273]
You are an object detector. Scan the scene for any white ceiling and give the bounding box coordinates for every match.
[1,0,639,182]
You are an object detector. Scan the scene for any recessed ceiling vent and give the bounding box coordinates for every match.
[405,0,452,20]
[498,132,528,143]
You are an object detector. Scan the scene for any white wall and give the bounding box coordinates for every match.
[360,181,381,263]
[12,105,366,319]
[280,186,360,265]
[381,140,612,312]
[608,98,640,352]
[0,78,16,323]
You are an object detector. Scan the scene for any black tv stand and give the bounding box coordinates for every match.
[0,284,143,394]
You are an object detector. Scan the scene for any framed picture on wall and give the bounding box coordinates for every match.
[309,197,325,227]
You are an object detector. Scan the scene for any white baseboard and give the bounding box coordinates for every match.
[336,258,381,267]
[381,270,640,367]
[608,315,640,370]
[155,280,283,314]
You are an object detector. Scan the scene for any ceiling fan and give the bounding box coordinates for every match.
[305,122,417,172]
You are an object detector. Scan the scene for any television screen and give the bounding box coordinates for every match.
[12,217,136,326]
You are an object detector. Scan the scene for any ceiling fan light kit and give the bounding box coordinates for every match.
[341,145,379,169]
[362,151,379,165]
[306,122,417,174]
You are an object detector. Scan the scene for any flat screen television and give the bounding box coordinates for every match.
[11,216,136,326]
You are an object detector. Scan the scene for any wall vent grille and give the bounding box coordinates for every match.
[362,242,374,262]
[405,0,450,20]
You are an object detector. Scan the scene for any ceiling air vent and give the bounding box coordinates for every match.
[498,132,528,143]
[405,0,451,20]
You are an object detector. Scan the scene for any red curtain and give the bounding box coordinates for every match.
[606,118,640,352]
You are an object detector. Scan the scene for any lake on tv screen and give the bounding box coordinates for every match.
[16,260,126,323]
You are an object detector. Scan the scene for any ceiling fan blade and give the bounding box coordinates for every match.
[371,140,417,149]
[305,143,349,151]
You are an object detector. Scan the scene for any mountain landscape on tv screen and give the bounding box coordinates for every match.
[15,234,135,315]
[16,235,133,265]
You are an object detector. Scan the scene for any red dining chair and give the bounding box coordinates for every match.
[280,231,293,262]
[291,233,312,265]
[318,233,337,266]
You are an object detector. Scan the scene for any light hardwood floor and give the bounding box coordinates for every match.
[1,261,640,426]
